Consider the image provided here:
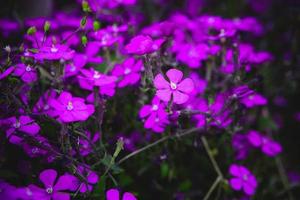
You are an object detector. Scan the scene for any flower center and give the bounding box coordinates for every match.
[25,65,32,72]
[242,174,248,181]
[170,82,177,90]
[248,95,254,100]
[46,187,53,194]
[66,101,74,111]
[44,104,50,110]
[50,46,58,53]
[93,71,101,79]
[70,65,76,72]
[152,104,158,111]
[31,147,39,154]
[155,117,160,122]
[13,121,21,128]
[124,68,131,75]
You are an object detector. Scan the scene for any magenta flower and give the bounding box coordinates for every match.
[49,91,95,123]
[233,85,267,108]
[232,133,251,160]
[31,44,75,61]
[0,66,14,80]
[125,35,165,55]
[33,90,58,116]
[13,63,37,83]
[112,57,143,87]
[28,169,77,200]
[2,116,40,144]
[139,96,169,133]
[247,130,282,157]
[74,166,99,193]
[78,68,117,97]
[106,188,137,200]
[77,131,100,156]
[229,164,257,196]
[154,68,194,104]
[176,43,209,68]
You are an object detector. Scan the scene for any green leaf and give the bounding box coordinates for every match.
[160,162,169,178]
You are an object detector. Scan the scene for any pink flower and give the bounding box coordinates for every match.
[2,115,40,144]
[28,169,77,200]
[112,57,143,87]
[125,35,165,55]
[154,68,194,104]
[31,44,75,61]
[229,164,257,196]
[139,96,169,133]
[13,63,37,83]
[106,188,137,200]
[247,130,282,157]
[49,91,95,123]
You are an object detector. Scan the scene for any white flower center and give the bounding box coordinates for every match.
[70,65,76,72]
[31,147,39,154]
[50,46,58,53]
[44,104,50,110]
[248,95,254,100]
[46,187,53,194]
[152,104,158,111]
[124,68,131,75]
[25,65,32,72]
[66,101,74,111]
[155,117,159,122]
[13,121,21,128]
[152,44,158,50]
[170,82,177,90]
[242,174,248,181]
[93,71,101,79]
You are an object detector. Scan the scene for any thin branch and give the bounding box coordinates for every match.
[203,176,222,200]
[117,127,201,165]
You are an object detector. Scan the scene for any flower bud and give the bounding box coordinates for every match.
[80,16,87,29]
[82,0,91,12]
[44,21,51,33]
[81,35,88,46]
[27,26,37,35]
[93,20,101,31]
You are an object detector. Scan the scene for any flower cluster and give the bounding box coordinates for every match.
[0,0,291,199]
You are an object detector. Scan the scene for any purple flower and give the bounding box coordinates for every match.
[232,133,251,160]
[0,66,14,80]
[2,116,40,144]
[247,130,282,157]
[49,91,95,123]
[125,35,165,55]
[28,169,77,200]
[106,188,137,200]
[13,63,37,83]
[31,44,75,61]
[176,43,209,68]
[78,68,117,97]
[0,19,19,37]
[74,166,99,193]
[229,164,257,196]
[33,90,58,116]
[233,85,267,108]
[139,96,169,133]
[112,57,143,87]
[77,131,100,156]
[154,68,194,104]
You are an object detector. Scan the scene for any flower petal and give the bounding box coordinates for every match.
[123,192,137,200]
[39,169,57,188]
[229,178,242,191]
[156,89,172,102]
[173,91,189,104]
[177,78,194,93]
[154,74,169,89]
[106,189,120,200]
[166,69,183,83]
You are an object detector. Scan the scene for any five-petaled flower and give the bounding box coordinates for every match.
[125,35,165,55]
[13,63,37,83]
[49,91,95,123]
[28,169,77,200]
[229,164,257,196]
[247,130,282,157]
[154,68,194,104]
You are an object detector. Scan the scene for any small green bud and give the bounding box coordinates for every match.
[44,21,51,32]
[27,26,37,35]
[93,20,101,31]
[80,16,87,29]
[81,35,88,46]
[113,138,124,158]
[82,0,91,12]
